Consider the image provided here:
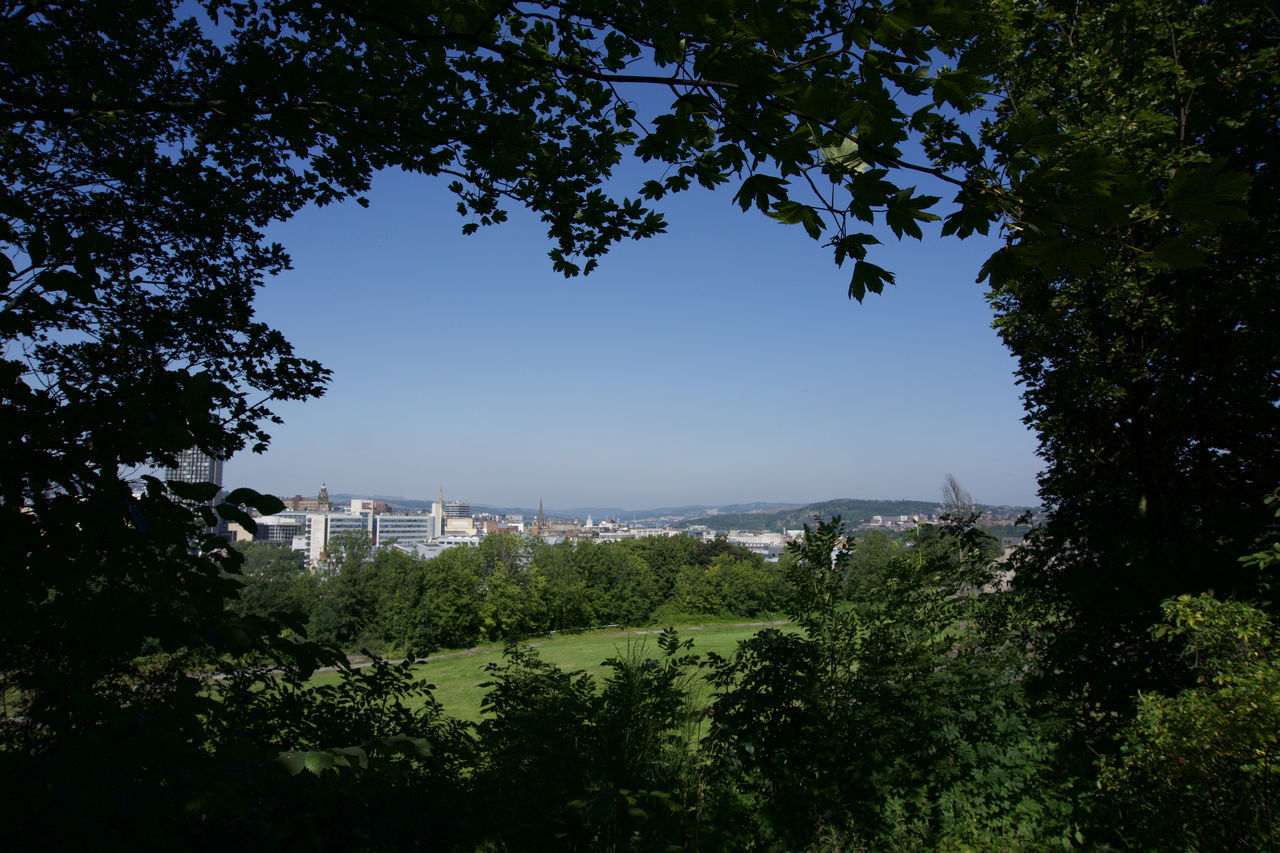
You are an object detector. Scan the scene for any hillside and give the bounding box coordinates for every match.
[677,498,945,532]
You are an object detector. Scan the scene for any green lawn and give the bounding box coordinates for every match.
[310,621,793,723]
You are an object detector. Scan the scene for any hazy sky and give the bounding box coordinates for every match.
[223,160,1042,511]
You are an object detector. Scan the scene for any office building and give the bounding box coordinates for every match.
[165,447,223,488]
[372,514,439,547]
[165,447,226,533]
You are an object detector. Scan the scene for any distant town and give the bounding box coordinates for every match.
[243,483,976,566]
[161,450,1031,567]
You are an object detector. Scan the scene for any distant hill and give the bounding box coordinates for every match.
[471,502,796,522]
[329,493,434,512]
[677,498,946,532]
[326,499,799,523]
[325,494,1031,532]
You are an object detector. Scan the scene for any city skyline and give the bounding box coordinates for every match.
[223,162,1041,510]
[260,488,1030,519]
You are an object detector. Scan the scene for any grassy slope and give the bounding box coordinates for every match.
[311,621,793,723]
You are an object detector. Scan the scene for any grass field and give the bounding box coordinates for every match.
[310,621,793,723]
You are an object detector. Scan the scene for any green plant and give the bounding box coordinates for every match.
[1100,595,1280,851]
[701,515,1078,850]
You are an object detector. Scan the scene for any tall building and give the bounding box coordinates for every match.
[165,447,226,534]
[165,447,223,488]
[444,498,476,534]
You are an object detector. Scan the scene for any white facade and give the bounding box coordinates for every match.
[295,512,371,566]
[256,513,306,545]
[287,511,449,566]
[727,530,787,554]
[372,514,439,547]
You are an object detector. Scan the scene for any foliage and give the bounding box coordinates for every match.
[702,516,1078,850]
[0,475,333,747]
[976,0,1280,709]
[197,655,474,849]
[472,630,702,849]
[224,533,793,660]
[1,0,341,743]
[622,534,702,602]
[671,551,791,618]
[394,544,486,652]
[306,532,379,647]
[1099,595,1280,851]
[842,527,902,600]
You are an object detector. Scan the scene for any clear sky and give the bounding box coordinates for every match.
[224,159,1042,511]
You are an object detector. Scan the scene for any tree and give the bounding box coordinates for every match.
[940,472,975,518]
[416,546,485,650]
[623,535,702,602]
[703,517,1075,849]
[842,527,901,601]
[307,532,378,648]
[530,537,598,631]
[228,540,310,623]
[970,0,1280,708]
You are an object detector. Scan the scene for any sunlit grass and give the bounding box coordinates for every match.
[308,620,795,723]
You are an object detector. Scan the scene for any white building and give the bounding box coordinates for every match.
[294,512,371,566]
[371,513,439,548]
[727,530,787,556]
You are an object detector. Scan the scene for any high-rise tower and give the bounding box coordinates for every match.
[165,447,223,488]
[165,447,226,534]
[433,486,444,539]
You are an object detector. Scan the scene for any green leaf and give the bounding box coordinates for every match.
[849,259,894,301]
[216,502,258,535]
[767,201,824,239]
[732,174,788,213]
[1150,234,1208,269]
[303,750,336,774]
[277,750,307,776]
[168,479,221,502]
[332,745,369,770]
[1165,159,1253,225]
[884,188,941,239]
[819,136,866,172]
[832,232,880,266]
[381,734,433,758]
[225,487,286,516]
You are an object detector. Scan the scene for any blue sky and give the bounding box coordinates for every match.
[224,162,1041,511]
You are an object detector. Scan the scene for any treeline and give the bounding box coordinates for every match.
[229,533,795,653]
